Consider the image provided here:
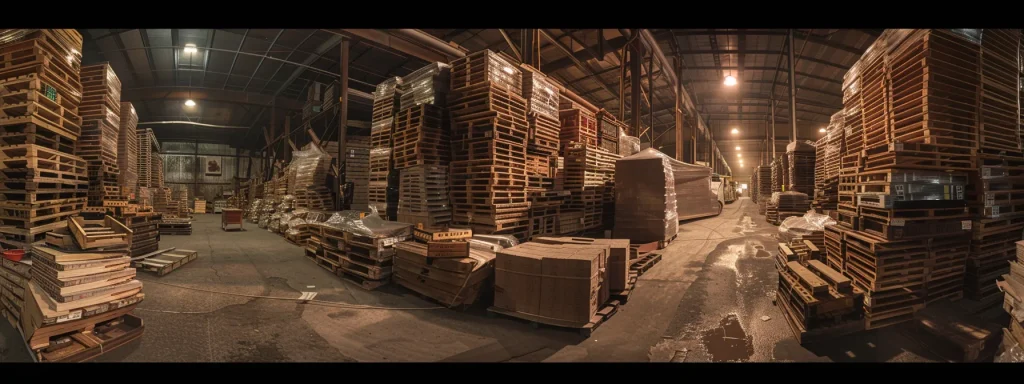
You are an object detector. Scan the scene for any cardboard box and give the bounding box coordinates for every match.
[533,237,629,292]
[494,243,604,326]
[427,241,470,258]
[413,227,472,242]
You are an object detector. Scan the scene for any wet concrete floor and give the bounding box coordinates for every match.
[0,198,995,362]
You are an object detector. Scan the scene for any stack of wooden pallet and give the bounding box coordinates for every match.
[287,144,333,211]
[393,227,494,307]
[559,108,598,149]
[596,110,625,155]
[158,217,192,235]
[398,62,449,113]
[562,142,619,232]
[328,220,412,289]
[76,63,123,207]
[25,215,144,362]
[120,212,161,257]
[995,240,1024,357]
[978,30,1020,152]
[116,102,137,199]
[448,50,531,241]
[787,141,816,197]
[774,254,865,344]
[0,29,87,250]
[755,165,772,210]
[0,250,30,332]
[368,77,401,216]
[965,152,1024,305]
[774,192,811,224]
[397,165,450,226]
[343,135,370,211]
[814,136,827,203]
[392,104,450,171]
[522,69,560,156]
[135,128,159,188]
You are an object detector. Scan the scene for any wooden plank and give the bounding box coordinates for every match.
[787,261,828,294]
[806,259,851,290]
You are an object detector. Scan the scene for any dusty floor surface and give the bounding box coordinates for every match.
[0,198,1003,362]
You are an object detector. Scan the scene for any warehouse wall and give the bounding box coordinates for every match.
[162,141,263,201]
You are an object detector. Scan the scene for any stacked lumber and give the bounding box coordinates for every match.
[995,241,1024,358]
[25,215,144,362]
[343,135,370,211]
[787,141,816,197]
[116,102,137,199]
[448,50,531,241]
[0,29,87,250]
[489,241,615,335]
[368,77,401,216]
[397,165,450,226]
[393,227,494,307]
[76,63,122,207]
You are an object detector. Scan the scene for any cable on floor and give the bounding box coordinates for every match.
[141,279,447,311]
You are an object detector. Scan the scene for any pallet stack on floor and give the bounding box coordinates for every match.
[0,29,87,250]
[448,50,531,241]
[393,227,494,307]
[787,141,816,197]
[121,212,160,257]
[522,69,563,239]
[995,240,1024,358]
[774,250,865,344]
[824,29,982,330]
[23,215,144,362]
[755,165,772,215]
[813,137,827,212]
[816,111,845,215]
[116,102,137,200]
[562,141,619,233]
[287,143,334,211]
[368,77,401,218]
[77,63,124,209]
[344,135,370,211]
[394,63,451,226]
[311,216,412,289]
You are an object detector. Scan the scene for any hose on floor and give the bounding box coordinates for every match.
[139,279,448,312]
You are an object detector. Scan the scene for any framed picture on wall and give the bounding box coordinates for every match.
[204,156,223,176]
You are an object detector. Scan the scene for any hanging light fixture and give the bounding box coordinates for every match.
[724,75,737,86]
[184,99,196,107]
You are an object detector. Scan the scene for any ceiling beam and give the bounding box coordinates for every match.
[327,29,456,64]
[122,87,306,110]
[542,35,629,73]
[679,66,842,85]
[678,49,850,70]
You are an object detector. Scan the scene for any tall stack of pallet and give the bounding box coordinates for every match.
[136,128,158,189]
[151,151,163,189]
[755,165,772,215]
[448,50,531,241]
[825,29,981,330]
[0,29,87,250]
[23,216,144,362]
[964,29,1024,306]
[368,77,401,218]
[77,63,122,208]
[344,135,370,211]
[787,141,816,197]
[813,137,827,212]
[562,142,619,232]
[117,102,137,199]
[287,143,333,211]
[0,252,30,333]
[596,110,625,155]
[816,111,845,215]
[394,63,451,226]
[521,69,563,239]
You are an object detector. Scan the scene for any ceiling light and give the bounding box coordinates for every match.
[735,146,741,150]
[738,154,742,158]
[184,99,196,107]
[731,128,739,134]
[819,127,827,133]
[724,75,737,86]
[184,44,198,54]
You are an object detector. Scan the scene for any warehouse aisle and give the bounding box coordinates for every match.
[0,199,955,362]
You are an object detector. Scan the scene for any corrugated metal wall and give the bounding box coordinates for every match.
[163,141,262,201]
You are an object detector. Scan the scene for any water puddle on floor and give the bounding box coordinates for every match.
[699,314,754,362]
[753,244,771,259]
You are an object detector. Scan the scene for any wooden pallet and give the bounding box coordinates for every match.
[130,248,198,276]
[486,299,621,338]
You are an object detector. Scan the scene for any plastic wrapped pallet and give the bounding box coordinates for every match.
[522,70,559,120]
[398,62,450,112]
[618,131,641,157]
[613,149,678,243]
[671,157,720,221]
[450,50,522,96]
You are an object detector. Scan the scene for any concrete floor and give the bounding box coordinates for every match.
[0,198,1001,362]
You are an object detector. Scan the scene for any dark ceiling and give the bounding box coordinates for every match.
[80,29,880,178]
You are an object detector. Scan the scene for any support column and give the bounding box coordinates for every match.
[771,100,777,160]
[788,29,798,144]
[522,29,541,68]
[674,59,683,161]
[630,41,643,138]
[336,38,351,210]
[647,53,654,145]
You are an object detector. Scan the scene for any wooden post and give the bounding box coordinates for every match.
[336,38,350,210]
